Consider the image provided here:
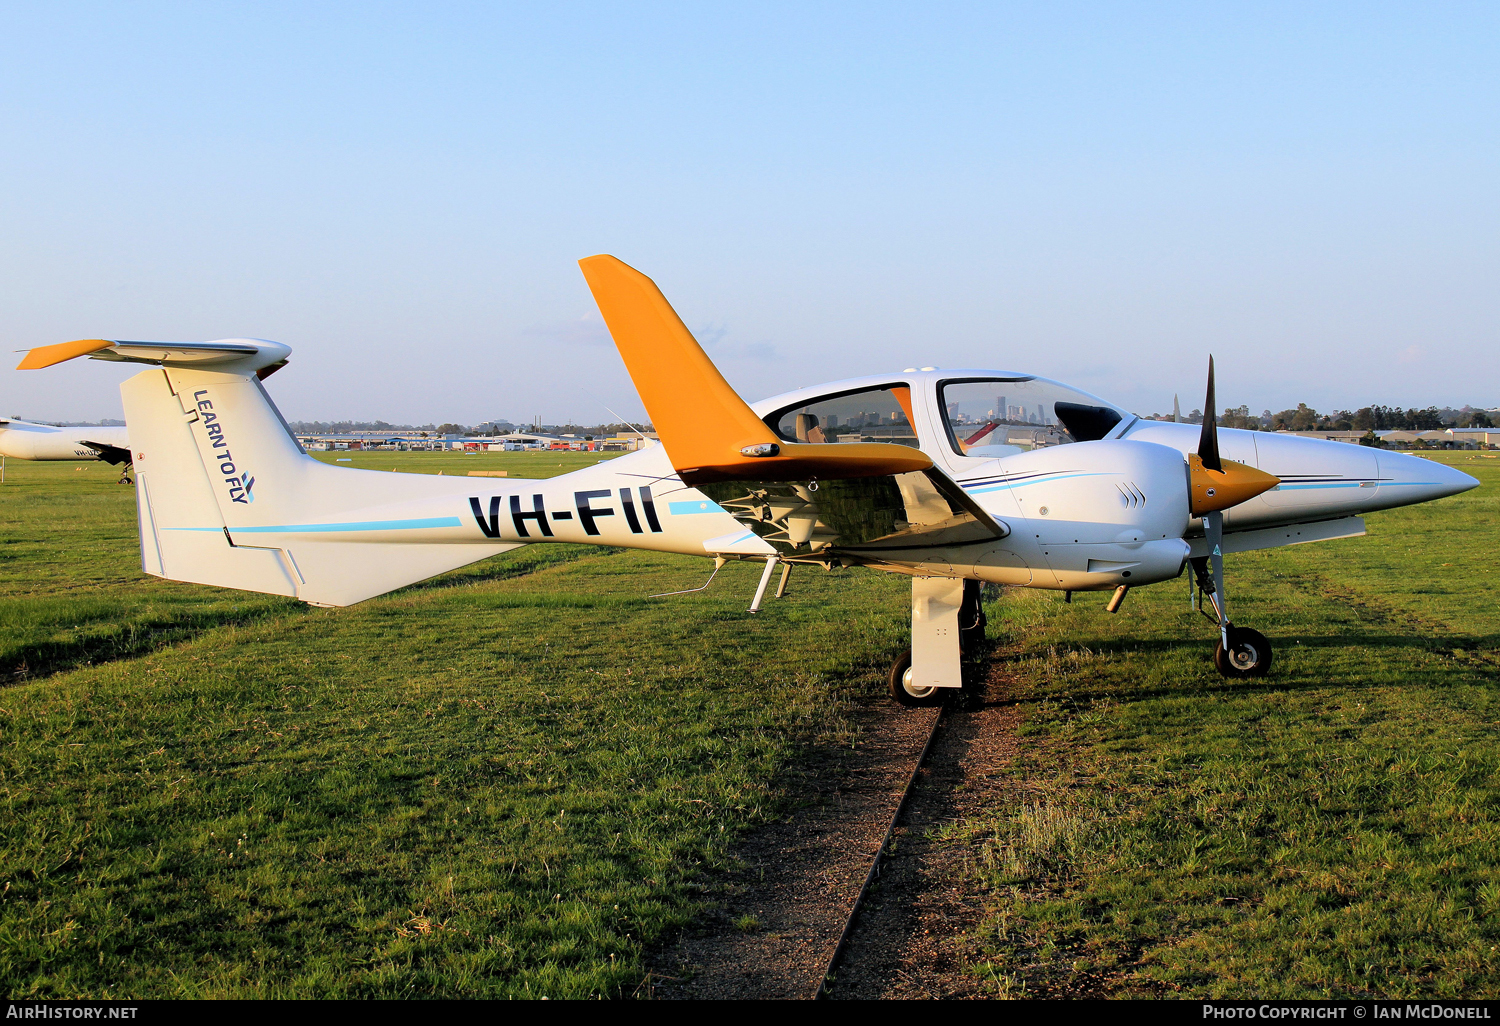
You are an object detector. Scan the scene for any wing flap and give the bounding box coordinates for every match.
[79,440,132,466]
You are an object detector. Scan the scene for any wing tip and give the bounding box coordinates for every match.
[16,338,112,371]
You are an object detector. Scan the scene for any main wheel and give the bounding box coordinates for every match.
[888,649,944,707]
[1214,626,1273,678]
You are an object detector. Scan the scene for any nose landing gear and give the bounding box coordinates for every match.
[1191,515,1274,680]
[1214,625,1273,678]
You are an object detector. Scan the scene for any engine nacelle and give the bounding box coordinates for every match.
[963,439,1193,591]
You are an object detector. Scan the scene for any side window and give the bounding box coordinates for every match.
[766,385,922,448]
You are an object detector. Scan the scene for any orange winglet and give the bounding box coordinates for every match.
[16,339,113,370]
[1189,454,1280,515]
[578,255,932,485]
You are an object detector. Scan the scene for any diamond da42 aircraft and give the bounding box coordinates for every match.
[17,256,1479,704]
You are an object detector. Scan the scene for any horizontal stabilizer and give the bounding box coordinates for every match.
[18,338,291,379]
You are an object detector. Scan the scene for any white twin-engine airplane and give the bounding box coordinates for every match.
[17,256,1479,705]
[0,416,132,477]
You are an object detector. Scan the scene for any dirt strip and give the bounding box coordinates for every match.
[829,684,1022,999]
[647,662,1022,1000]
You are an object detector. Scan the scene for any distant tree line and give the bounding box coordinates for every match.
[1146,404,1494,432]
[287,419,653,438]
[286,419,437,433]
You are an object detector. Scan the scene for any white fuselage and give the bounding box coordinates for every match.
[0,419,130,461]
[309,374,1473,597]
[116,361,1477,608]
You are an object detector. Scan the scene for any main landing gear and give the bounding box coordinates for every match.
[888,579,986,707]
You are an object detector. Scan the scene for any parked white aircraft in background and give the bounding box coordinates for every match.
[0,416,132,480]
[15,260,1478,704]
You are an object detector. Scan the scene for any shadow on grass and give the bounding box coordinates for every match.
[1004,630,1499,660]
[389,543,620,595]
[3,605,301,684]
[983,630,1500,710]
[5,546,621,685]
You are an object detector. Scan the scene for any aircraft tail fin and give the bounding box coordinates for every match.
[25,339,520,606]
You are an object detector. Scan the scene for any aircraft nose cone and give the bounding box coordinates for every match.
[1380,451,1480,503]
[1432,460,1482,497]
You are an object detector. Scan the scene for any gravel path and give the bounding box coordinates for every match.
[648,661,1022,1000]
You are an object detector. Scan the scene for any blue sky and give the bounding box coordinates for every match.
[3,2,1496,424]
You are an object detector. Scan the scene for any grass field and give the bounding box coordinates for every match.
[963,452,1500,998]
[0,449,1494,998]
[0,450,913,998]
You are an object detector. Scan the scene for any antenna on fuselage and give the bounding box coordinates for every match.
[1173,394,1182,423]
[576,381,653,445]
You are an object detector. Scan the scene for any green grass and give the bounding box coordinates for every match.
[4,449,1497,999]
[964,451,1500,998]
[0,452,614,680]
[0,454,909,998]
[305,449,619,477]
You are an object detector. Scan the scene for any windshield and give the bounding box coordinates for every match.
[939,377,1130,457]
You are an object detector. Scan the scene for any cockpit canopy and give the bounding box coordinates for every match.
[766,383,921,447]
[761,374,1131,458]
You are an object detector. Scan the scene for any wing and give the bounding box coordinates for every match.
[700,466,1007,559]
[79,440,132,466]
[578,255,931,485]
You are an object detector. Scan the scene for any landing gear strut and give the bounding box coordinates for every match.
[959,578,986,652]
[888,579,987,707]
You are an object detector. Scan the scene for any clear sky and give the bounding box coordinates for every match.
[3,2,1496,425]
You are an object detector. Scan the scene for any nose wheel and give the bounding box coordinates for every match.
[1213,626,1273,678]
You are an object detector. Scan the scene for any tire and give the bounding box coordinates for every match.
[1214,626,1273,678]
[888,649,944,707]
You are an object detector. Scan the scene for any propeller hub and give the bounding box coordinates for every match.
[1189,454,1280,516]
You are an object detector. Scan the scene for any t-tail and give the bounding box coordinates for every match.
[16,338,528,605]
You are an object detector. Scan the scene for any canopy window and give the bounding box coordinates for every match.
[765,384,921,448]
[938,378,1130,457]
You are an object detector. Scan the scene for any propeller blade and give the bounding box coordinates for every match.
[1187,354,1279,515]
[1198,356,1221,472]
